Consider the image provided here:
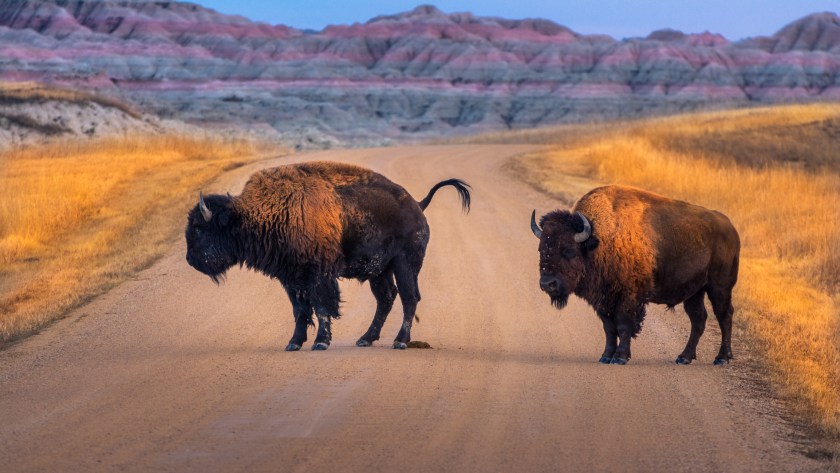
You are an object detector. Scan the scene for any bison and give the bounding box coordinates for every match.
[531,185,740,365]
[185,161,470,351]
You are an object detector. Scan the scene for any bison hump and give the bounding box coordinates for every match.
[237,165,345,263]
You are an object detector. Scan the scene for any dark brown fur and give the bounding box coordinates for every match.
[535,185,740,365]
[185,161,470,351]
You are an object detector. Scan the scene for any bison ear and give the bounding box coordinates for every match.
[581,235,599,253]
[218,210,231,227]
[218,199,237,227]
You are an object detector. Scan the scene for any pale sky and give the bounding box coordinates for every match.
[198,0,840,40]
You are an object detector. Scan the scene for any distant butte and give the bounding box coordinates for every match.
[1,1,839,143]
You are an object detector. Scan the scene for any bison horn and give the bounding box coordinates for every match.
[530,210,543,239]
[574,212,592,243]
[199,192,213,222]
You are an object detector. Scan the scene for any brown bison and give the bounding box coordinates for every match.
[531,185,740,365]
[185,161,470,351]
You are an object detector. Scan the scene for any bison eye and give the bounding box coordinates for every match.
[562,248,577,260]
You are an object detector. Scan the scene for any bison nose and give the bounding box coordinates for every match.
[540,275,561,293]
[186,252,193,265]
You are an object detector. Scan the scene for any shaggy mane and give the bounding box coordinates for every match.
[573,186,662,335]
[234,162,373,267]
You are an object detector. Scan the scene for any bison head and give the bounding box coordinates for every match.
[531,210,599,309]
[185,193,238,283]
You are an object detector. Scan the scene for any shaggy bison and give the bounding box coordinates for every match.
[186,161,470,351]
[531,185,740,365]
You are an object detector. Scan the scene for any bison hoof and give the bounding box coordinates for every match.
[675,356,693,365]
[610,357,628,365]
[285,343,301,352]
[356,339,372,347]
[393,341,408,350]
[713,358,730,366]
[312,342,330,351]
[598,356,612,364]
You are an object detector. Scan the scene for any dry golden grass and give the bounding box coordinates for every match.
[0,81,141,118]
[433,121,628,148]
[512,103,840,435]
[0,134,284,343]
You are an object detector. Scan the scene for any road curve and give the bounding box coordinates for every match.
[0,145,823,472]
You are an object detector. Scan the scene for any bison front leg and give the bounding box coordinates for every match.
[598,312,618,364]
[284,288,313,351]
[611,305,643,365]
[311,278,341,351]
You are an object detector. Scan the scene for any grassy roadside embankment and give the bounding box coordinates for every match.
[499,104,840,436]
[0,134,284,344]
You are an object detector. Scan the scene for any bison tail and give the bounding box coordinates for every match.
[417,179,471,213]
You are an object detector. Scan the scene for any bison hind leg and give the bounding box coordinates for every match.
[676,290,708,365]
[357,271,397,347]
[392,257,421,350]
[708,286,735,365]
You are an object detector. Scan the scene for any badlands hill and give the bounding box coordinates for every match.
[1,1,839,143]
[0,81,159,147]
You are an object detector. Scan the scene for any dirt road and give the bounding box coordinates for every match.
[0,146,824,472]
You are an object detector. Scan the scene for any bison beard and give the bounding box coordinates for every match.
[185,161,470,351]
[532,185,740,366]
[549,293,569,310]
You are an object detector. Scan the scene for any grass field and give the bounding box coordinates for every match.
[494,104,840,436]
[0,134,283,344]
